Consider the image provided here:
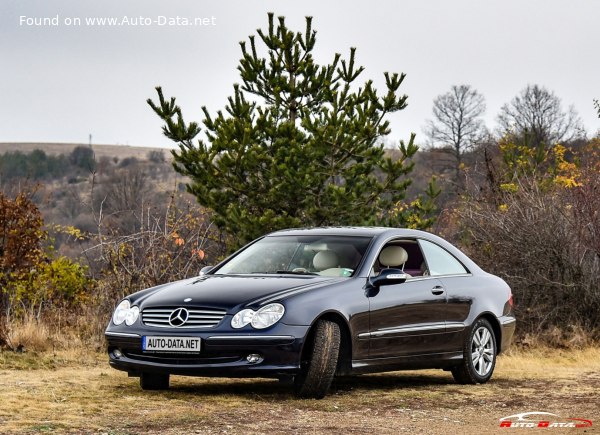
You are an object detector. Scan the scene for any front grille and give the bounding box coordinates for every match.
[123,351,240,365]
[142,307,227,328]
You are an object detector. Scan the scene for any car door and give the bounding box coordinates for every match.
[367,277,449,358]
[418,239,472,350]
[366,240,450,358]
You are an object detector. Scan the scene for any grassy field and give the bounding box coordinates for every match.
[0,348,598,434]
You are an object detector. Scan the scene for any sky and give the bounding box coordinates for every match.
[1,0,598,149]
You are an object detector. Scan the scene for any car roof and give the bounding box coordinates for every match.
[266,227,431,238]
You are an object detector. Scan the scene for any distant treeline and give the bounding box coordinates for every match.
[0,146,95,182]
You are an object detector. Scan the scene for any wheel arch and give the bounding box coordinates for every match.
[477,312,503,354]
[300,310,352,376]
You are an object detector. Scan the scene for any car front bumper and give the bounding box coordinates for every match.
[105,323,310,378]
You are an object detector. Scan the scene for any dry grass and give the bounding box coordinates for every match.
[6,317,52,353]
[5,317,98,357]
[0,347,598,434]
[499,346,600,377]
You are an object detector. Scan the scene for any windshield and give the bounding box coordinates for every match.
[214,235,372,277]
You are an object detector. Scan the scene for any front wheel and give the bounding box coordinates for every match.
[294,319,341,399]
[451,318,497,384]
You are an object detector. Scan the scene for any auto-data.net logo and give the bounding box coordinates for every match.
[499,412,592,428]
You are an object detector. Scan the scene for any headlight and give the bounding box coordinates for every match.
[231,303,285,329]
[112,300,139,326]
[125,305,140,326]
[252,303,285,329]
[112,300,130,325]
[231,309,255,329]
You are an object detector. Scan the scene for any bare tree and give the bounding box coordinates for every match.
[497,84,585,147]
[93,166,154,233]
[425,85,487,189]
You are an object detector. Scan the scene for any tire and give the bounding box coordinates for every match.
[451,318,497,384]
[294,319,341,399]
[140,372,170,390]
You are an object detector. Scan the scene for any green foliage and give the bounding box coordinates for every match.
[496,139,579,196]
[69,146,96,171]
[8,256,89,314]
[0,147,97,183]
[0,150,70,182]
[149,13,438,248]
[595,99,600,118]
[1,190,90,318]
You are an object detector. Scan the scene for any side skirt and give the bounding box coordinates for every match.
[350,351,463,374]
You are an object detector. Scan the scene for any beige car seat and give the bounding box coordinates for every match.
[378,246,411,277]
[313,250,339,271]
[313,250,348,276]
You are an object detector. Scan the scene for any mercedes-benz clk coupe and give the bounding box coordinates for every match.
[106,227,516,398]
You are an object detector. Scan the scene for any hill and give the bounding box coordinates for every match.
[0,142,172,161]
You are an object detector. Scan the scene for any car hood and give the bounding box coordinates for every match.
[131,274,341,312]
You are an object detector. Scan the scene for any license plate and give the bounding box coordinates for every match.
[142,336,201,353]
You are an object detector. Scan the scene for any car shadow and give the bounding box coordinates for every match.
[164,371,456,398]
[334,372,455,392]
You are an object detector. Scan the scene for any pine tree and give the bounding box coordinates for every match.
[149,13,438,248]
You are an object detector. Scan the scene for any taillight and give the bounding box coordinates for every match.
[508,293,514,307]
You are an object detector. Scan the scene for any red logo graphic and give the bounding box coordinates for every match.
[499,412,592,429]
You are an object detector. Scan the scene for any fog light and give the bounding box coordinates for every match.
[113,349,123,359]
[246,353,262,364]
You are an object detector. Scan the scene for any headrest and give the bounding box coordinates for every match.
[379,246,408,268]
[313,250,339,271]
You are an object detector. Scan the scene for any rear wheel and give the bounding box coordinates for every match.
[451,318,497,384]
[294,319,341,399]
[140,372,170,390]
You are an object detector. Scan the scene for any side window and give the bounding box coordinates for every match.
[419,239,468,276]
[372,239,427,277]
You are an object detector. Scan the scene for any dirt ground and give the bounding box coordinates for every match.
[0,348,598,434]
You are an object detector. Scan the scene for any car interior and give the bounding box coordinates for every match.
[308,244,362,276]
[372,239,429,278]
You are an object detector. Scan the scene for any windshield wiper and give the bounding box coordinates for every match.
[275,270,318,276]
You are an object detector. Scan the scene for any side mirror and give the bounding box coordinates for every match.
[199,265,213,276]
[369,268,408,288]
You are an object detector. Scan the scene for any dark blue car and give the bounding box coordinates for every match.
[106,227,516,398]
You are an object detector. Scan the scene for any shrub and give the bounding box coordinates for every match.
[9,257,89,315]
[0,190,46,316]
[455,140,600,338]
[147,150,165,163]
[82,191,225,340]
[90,193,224,296]
[69,146,96,171]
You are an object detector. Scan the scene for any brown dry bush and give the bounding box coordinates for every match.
[82,191,226,342]
[454,141,600,343]
[0,314,10,349]
[1,189,48,351]
[1,178,226,350]
[0,191,90,352]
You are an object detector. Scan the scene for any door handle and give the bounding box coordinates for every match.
[431,286,445,295]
